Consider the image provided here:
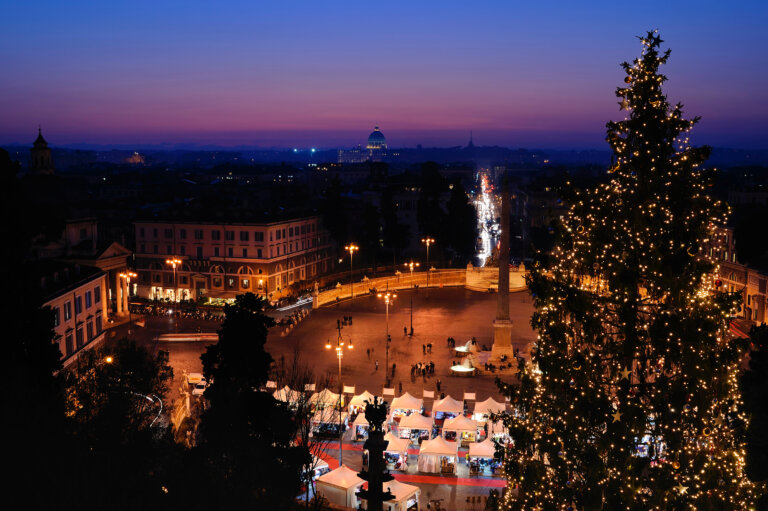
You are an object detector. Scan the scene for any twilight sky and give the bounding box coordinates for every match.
[1,1,767,149]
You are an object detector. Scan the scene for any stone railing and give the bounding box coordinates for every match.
[313,266,527,308]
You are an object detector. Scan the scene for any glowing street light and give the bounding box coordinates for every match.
[344,244,359,302]
[403,261,419,335]
[119,271,137,338]
[421,237,435,288]
[325,319,353,465]
[377,291,396,385]
[165,257,182,302]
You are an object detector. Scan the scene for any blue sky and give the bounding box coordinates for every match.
[1,1,766,148]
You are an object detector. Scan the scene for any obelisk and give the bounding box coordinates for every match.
[491,174,514,360]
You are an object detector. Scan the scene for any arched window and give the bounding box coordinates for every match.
[238,266,254,289]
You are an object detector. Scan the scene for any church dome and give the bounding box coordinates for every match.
[366,126,387,150]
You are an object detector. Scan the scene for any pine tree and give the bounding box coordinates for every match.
[496,32,763,510]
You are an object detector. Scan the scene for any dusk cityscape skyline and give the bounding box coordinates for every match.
[4,3,768,510]
[3,1,767,149]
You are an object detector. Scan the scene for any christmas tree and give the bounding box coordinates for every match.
[496,32,763,510]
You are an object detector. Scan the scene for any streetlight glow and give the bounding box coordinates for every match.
[165,258,182,302]
[421,237,435,288]
[344,244,359,301]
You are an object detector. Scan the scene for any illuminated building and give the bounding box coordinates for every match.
[133,216,335,302]
[707,226,767,324]
[338,125,388,163]
[37,261,109,367]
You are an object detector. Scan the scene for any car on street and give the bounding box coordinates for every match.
[191,381,207,397]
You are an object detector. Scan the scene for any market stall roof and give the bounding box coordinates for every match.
[383,432,410,454]
[316,465,364,489]
[398,413,433,430]
[419,436,459,457]
[349,390,376,408]
[310,388,340,407]
[390,392,423,411]
[312,409,348,424]
[468,439,497,459]
[352,413,369,427]
[443,414,478,433]
[273,385,301,403]
[382,479,420,502]
[474,397,507,415]
[489,418,508,436]
[432,395,464,414]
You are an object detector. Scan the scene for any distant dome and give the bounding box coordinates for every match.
[366,125,387,150]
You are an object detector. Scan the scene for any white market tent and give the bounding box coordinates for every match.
[432,395,464,416]
[349,390,376,411]
[443,415,479,437]
[352,413,370,427]
[488,418,509,439]
[398,413,433,431]
[390,392,423,415]
[468,438,497,459]
[273,385,302,404]
[361,479,421,511]
[383,432,410,455]
[312,409,349,426]
[316,465,365,509]
[310,388,342,409]
[473,397,507,422]
[417,436,459,473]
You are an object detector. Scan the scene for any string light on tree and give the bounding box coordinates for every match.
[495,31,763,510]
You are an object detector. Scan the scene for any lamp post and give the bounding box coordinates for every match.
[421,237,435,288]
[404,261,419,335]
[165,257,182,302]
[119,271,137,338]
[377,291,396,386]
[344,244,359,302]
[326,319,353,466]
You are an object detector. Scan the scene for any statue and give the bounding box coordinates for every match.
[357,397,394,511]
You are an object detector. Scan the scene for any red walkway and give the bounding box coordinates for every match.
[320,442,507,488]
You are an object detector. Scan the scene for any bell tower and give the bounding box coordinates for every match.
[29,128,55,175]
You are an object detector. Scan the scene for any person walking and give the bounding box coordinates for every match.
[367,348,371,360]
[422,344,426,355]
[398,381,403,394]
[437,379,442,392]
[392,363,397,377]
[404,326,408,336]
[375,359,379,371]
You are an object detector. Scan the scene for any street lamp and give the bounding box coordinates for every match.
[325,319,353,466]
[377,291,396,386]
[344,244,359,302]
[421,237,435,288]
[165,257,182,302]
[119,271,137,338]
[403,261,419,335]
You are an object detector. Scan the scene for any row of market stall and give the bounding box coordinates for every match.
[315,465,420,511]
[271,385,510,444]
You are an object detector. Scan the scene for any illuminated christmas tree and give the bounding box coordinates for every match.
[496,32,763,510]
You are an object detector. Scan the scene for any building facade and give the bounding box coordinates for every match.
[710,227,767,325]
[38,262,109,368]
[133,216,335,302]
